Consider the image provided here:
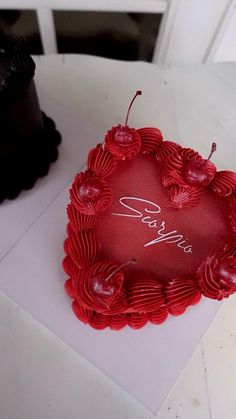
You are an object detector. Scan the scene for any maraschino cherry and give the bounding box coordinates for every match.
[78,179,101,202]
[214,257,236,289]
[116,90,142,142]
[88,258,136,299]
[183,143,216,187]
[105,91,142,159]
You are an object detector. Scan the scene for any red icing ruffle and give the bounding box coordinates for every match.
[161,147,216,208]
[109,314,128,330]
[67,222,74,237]
[87,144,117,178]
[168,184,202,209]
[128,313,149,329]
[70,171,113,215]
[77,261,124,312]
[73,310,129,331]
[89,312,109,330]
[67,204,99,232]
[197,244,236,300]
[210,171,236,197]
[101,290,128,315]
[63,237,69,254]
[165,276,201,315]
[72,301,93,324]
[181,148,216,184]
[162,148,215,187]
[138,127,163,154]
[156,140,182,164]
[148,305,168,324]
[62,255,80,278]
[66,230,99,269]
[64,278,76,298]
[105,124,141,160]
[162,148,198,187]
[128,277,164,312]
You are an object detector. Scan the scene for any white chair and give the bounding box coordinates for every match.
[0,0,235,64]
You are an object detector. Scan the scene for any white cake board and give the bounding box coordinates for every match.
[1,56,233,414]
[0,184,220,414]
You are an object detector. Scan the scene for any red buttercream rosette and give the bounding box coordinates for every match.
[76,261,124,312]
[109,314,128,330]
[197,243,236,300]
[168,184,202,209]
[62,255,80,278]
[127,277,164,313]
[72,300,93,324]
[64,278,76,298]
[101,290,128,315]
[67,204,99,232]
[128,313,149,329]
[148,306,168,324]
[165,276,201,315]
[156,140,182,164]
[162,147,216,187]
[70,170,113,215]
[161,147,216,208]
[64,265,86,299]
[66,222,74,237]
[210,171,236,197]
[138,127,163,154]
[89,312,109,330]
[105,124,141,160]
[66,230,99,269]
[87,144,117,178]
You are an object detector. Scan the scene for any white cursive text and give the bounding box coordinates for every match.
[112,197,193,253]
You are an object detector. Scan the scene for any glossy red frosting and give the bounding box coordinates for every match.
[66,229,99,269]
[161,147,216,208]
[109,314,128,330]
[156,141,181,164]
[62,255,79,278]
[210,171,236,197]
[149,306,168,324]
[70,171,113,215]
[75,261,125,312]
[72,301,93,324]
[197,244,236,300]
[87,144,117,178]
[63,102,236,330]
[67,204,99,232]
[165,277,201,315]
[127,277,164,313]
[105,124,141,159]
[138,127,163,154]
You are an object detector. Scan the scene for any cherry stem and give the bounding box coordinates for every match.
[104,258,137,282]
[206,142,217,162]
[125,91,142,126]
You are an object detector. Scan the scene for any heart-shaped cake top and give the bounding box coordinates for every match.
[63,92,236,330]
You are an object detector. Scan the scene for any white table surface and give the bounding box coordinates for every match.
[0,55,236,419]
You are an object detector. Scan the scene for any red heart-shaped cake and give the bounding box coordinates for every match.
[63,92,236,330]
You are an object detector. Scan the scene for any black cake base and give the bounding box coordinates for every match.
[0,112,62,203]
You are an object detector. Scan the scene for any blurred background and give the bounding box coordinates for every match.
[0,9,162,61]
[0,0,235,65]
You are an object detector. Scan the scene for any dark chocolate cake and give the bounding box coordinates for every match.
[0,32,61,203]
